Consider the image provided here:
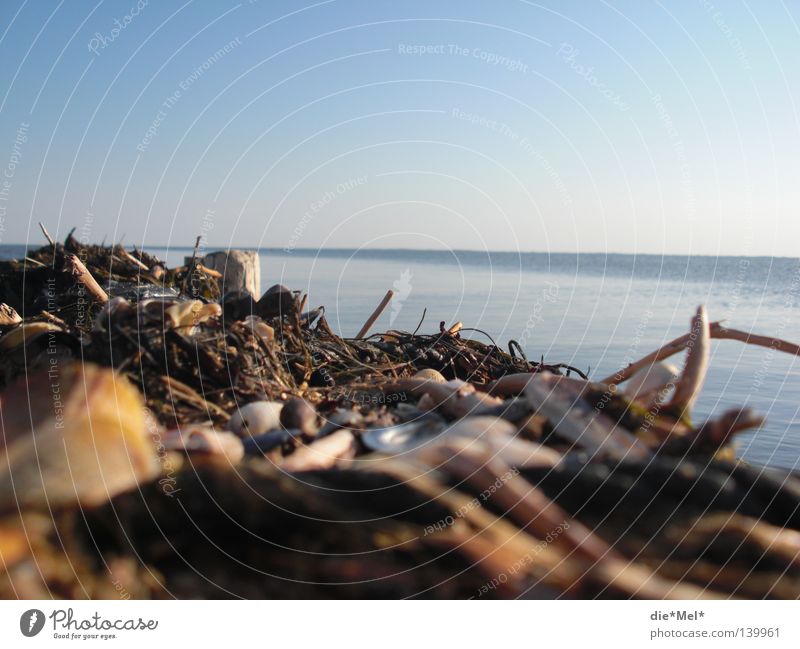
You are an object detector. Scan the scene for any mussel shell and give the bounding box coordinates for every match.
[362,419,448,455]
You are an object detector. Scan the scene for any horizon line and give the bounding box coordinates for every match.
[2,242,798,261]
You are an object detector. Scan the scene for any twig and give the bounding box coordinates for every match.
[669,305,710,412]
[601,322,721,385]
[602,320,800,385]
[412,307,427,336]
[24,256,46,268]
[712,324,800,356]
[38,222,55,246]
[63,253,108,304]
[355,289,394,339]
[117,247,149,271]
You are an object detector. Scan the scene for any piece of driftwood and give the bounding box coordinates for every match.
[63,253,108,304]
[356,289,394,338]
[203,250,260,297]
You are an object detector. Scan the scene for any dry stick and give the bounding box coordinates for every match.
[602,321,800,385]
[355,289,394,339]
[182,235,202,294]
[63,253,108,304]
[38,222,55,246]
[668,305,710,412]
[713,324,800,356]
[118,247,149,271]
[24,256,46,268]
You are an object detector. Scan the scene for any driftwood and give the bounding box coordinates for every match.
[63,253,108,304]
[356,289,394,338]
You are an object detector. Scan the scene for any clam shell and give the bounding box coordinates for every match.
[0,322,61,350]
[0,363,159,510]
[413,368,446,384]
[622,361,678,406]
[226,400,284,437]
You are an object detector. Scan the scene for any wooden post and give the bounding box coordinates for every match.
[203,250,260,297]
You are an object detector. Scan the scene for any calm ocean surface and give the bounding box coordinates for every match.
[4,244,800,471]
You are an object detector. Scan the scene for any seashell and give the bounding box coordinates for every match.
[137,298,180,321]
[0,303,22,327]
[280,397,317,437]
[163,300,221,329]
[0,363,159,511]
[622,361,678,407]
[281,430,356,472]
[163,424,244,464]
[226,400,284,437]
[362,419,449,455]
[525,373,652,461]
[0,321,61,351]
[413,368,446,384]
[241,315,274,344]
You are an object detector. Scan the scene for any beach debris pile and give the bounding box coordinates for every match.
[1,232,800,599]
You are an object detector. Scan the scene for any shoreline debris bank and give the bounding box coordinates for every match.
[1,233,800,599]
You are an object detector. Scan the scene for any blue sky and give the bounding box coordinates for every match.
[0,0,798,255]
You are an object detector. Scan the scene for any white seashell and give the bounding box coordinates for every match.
[413,368,446,384]
[164,300,221,329]
[241,315,275,344]
[622,361,679,407]
[225,401,284,437]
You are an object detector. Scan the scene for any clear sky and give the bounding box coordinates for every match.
[0,0,797,256]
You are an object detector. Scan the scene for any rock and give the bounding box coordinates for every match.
[280,398,317,437]
[255,284,296,319]
[225,400,284,437]
[220,290,255,321]
[203,250,260,297]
